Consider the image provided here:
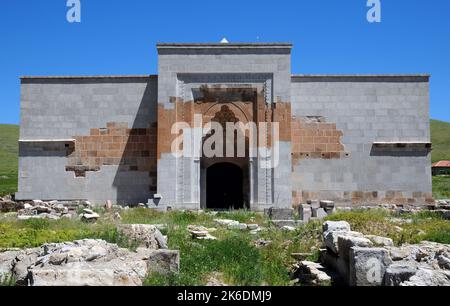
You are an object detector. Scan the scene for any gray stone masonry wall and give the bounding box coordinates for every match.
[291,75,432,205]
[16,76,157,204]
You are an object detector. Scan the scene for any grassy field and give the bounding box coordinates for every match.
[1,208,449,286]
[433,175,450,199]
[431,119,450,163]
[0,124,19,196]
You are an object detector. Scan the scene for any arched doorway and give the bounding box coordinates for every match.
[206,162,244,210]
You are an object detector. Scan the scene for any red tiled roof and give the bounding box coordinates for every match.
[432,161,450,167]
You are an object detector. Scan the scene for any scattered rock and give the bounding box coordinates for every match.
[118,224,167,249]
[253,239,272,248]
[281,226,296,232]
[228,223,247,230]
[323,221,351,234]
[437,255,450,270]
[144,249,180,276]
[400,268,450,286]
[247,224,259,230]
[384,263,418,286]
[292,261,332,286]
[187,225,217,240]
[214,219,238,226]
[114,212,122,221]
[1,239,179,286]
[81,212,100,222]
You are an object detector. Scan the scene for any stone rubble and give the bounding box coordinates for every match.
[318,221,450,286]
[291,261,332,286]
[187,225,217,240]
[117,224,168,249]
[213,219,264,232]
[15,200,78,221]
[0,239,179,286]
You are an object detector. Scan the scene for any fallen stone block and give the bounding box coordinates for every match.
[383,263,418,286]
[400,268,450,286]
[293,261,332,286]
[0,251,20,279]
[145,249,180,276]
[320,200,335,214]
[323,221,351,234]
[298,204,312,222]
[365,235,394,247]
[324,231,363,255]
[117,224,167,249]
[307,200,320,209]
[312,207,328,220]
[338,236,373,261]
[9,239,179,286]
[349,247,392,286]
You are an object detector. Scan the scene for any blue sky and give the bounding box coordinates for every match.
[1,0,449,124]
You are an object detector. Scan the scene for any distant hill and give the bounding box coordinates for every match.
[0,124,19,196]
[431,119,450,163]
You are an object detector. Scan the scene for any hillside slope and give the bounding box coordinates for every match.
[0,124,19,196]
[431,119,450,163]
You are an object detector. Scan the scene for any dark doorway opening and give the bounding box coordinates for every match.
[206,162,244,210]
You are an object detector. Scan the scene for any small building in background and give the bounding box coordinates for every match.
[432,161,450,176]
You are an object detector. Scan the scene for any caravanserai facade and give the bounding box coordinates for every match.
[16,43,432,210]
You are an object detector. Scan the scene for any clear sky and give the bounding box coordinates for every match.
[1,0,449,124]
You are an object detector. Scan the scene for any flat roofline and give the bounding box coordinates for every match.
[292,74,430,78]
[19,139,76,143]
[157,42,293,49]
[20,75,157,80]
[19,73,430,80]
[292,74,430,82]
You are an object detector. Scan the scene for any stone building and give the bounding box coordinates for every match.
[16,42,433,210]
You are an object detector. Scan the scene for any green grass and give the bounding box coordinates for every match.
[0,124,19,197]
[1,208,449,286]
[0,209,322,286]
[326,209,450,245]
[0,215,126,249]
[122,209,316,286]
[431,119,450,163]
[433,175,450,199]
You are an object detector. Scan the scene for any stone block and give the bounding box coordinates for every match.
[323,221,351,234]
[145,250,180,275]
[349,247,393,286]
[324,231,364,255]
[338,236,373,261]
[383,263,418,286]
[266,208,294,220]
[365,235,394,247]
[298,204,312,222]
[312,207,328,219]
